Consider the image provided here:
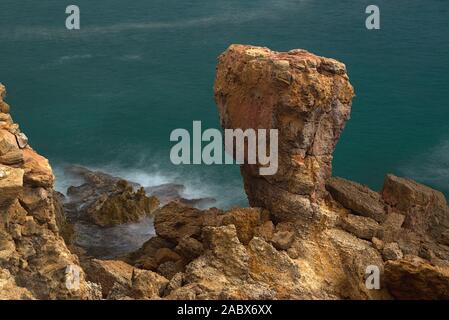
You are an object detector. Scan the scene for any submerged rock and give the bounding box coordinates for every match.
[65,166,216,230]
[64,167,159,227]
[87,183,159,227]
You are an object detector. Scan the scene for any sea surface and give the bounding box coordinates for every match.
[1,0,449,207]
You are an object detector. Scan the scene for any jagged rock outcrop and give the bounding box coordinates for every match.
[211,45,449,299]
[0,84,97,299]
[2,44,449,300]
[64,166,216,228]
[382,174,449,245]
[215,44,354,222]
[64,166,159,227]
[385,255,449,299]
[326,177,386,223]
[81,258,168,299]
[125,205,313,299]
[122,199,391,299]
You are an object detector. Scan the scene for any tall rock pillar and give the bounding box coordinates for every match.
[214,45,355,221]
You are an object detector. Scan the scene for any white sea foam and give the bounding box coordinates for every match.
[401,138,449,195]
[57,54,93,63]
[118,54,143,61]
[0,0,303,41]
[40,54,94,69]
[74,217,155,259]
[54,162,246,257]
[54,163,247,209]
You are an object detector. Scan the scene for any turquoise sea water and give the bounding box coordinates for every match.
[1,0,448,206]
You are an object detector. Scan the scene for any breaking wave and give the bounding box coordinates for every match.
[401,138,449,196]
[54,163,247,210]
[53,162,246,258]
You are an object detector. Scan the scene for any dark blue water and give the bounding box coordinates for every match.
[1,0,448,206]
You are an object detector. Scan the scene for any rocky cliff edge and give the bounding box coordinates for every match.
[1,45,449,300]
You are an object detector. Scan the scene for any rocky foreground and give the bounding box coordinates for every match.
[1,45,449,300]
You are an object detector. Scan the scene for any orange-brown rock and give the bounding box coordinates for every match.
[21,148,54,188]
[0,84,10,114]
[4,44,449,301]
[327,177,386,223]
[0,84,95,299]
[215,45,354,221]
[87,183,159,227]
[220,207,263,245]
[82,259,134,298]
[82,258,168,299]
[63,166,159,227]
[153,202,223,243]
[382,174,449,243]
[385,256,449,299]
[0,165,23,206]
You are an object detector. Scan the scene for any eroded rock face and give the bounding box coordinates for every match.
[122,200,392,300]
[118,45,449,300]
[382,174,449,243]
[153,203,223,243]
[64,166,217,228]
[81,258,168,299]
[214,44,354,221]
[385,256,449,299]
[326,177,386,223]
[64,167,159,227]
[3,44,449,300]
[327,174,449,297]
[0,84,94,299]
[167,224,303,300]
